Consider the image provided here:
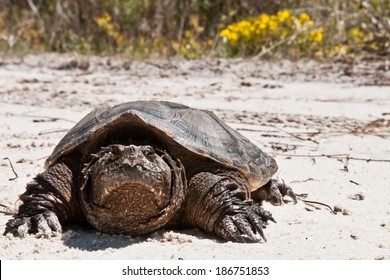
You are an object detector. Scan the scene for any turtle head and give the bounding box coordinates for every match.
[88,144,172,208]
[81,144,186,235]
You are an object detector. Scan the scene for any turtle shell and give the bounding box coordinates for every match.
[45,101,277,190]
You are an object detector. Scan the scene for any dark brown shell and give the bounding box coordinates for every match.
[45,101,277,190]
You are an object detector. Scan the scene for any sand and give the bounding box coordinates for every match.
[0,54,389,260]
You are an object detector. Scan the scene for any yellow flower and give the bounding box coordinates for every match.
[237,20,250,29]
[219,29,230,38]
[333,45,349,54]
[277,10,292,23]
[350,27,364,43]
[312,32,324,42]
[299,13,310,24]
[260,14,270,24]
[220,27,239,43]
[95,12,111,28]
[259,22,267,29]
[369,43,378,50]
[219,9,327,51]
[310,28,324,42]
[228,25,235,31]
[269,18,278,31]
[229,32,239,43]
[241,28,250,38]
[305,20,314,27]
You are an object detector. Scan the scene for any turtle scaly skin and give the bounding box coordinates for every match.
[5,156,83,238]
[184,171,276,242]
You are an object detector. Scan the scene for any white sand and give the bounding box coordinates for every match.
[0,54,389,259]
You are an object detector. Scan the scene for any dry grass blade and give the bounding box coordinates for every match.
[0,203,16,216]
[3,157,18,181]
[300,199,336,214]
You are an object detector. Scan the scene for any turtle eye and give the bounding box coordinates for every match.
[143,146,155,159]
[110,145,122,155]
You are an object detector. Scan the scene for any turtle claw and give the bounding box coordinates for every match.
[220,214,261,243]
[285,188,298,204]
[4,211,62,238]
[252,179,297,206]
[3,217,30,238]
[217,215,262,243]
[216,203,275,243]
[34,212,62,238]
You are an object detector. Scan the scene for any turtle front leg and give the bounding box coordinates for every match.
[184,171,275,243]
[251,179,297,206]
[4,156,83,238]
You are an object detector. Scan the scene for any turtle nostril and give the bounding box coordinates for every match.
[128,145,137,153]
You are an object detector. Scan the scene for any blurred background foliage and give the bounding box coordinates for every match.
[0,0,389,59]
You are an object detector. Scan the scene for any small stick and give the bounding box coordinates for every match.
[3,157,18,181]
[300,199,335,214]
[268,125,320,144]
[274,153,390,163]
[290,178,315,184]
[38,129,68,135]
[23,112,75,123]
[0,203,16,215]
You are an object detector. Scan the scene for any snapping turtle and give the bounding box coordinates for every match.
[4,101,296,242]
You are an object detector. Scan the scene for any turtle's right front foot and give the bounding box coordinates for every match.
[4,211,62,238]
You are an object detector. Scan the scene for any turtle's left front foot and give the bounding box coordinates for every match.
[252,179,297,206]
[215,203,275,243]
[185,171,277,243]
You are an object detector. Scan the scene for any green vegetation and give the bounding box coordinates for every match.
[0,0,389,59]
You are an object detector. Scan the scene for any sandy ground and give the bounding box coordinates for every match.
[0,54,389,260]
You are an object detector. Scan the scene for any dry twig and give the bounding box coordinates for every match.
[0,203,16,216]
[3,157,18,181]
[38,128,68,136]
[295,193,335,214]
[300,199,336,214]
[268,125,320,144]
[275,153,390,163]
